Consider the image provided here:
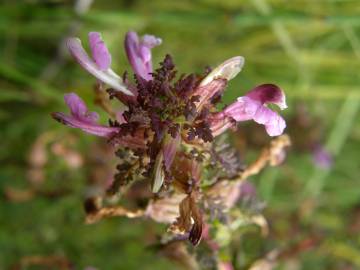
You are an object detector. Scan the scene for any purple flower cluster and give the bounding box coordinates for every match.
[53,31,287,194]
[52,32,287,245]
[52,30,290,247]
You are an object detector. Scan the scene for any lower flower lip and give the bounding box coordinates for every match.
[51,112,120,137]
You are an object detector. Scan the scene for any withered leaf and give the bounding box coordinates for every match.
[170,194,203,246]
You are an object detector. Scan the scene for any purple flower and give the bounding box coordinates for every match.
[52,93,146,149]
[312,144,333,169]
[67,33,133,96]
[210,83,287,137]
[52,93,119,137]
[125,31,162,81]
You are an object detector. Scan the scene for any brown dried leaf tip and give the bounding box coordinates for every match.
[169,193,203,246]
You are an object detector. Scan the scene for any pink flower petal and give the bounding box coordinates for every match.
[224,96,259,121]
[88,32,111,70]
[64,93,88,118]
[142,34,162,48]
[263,112,286,137]
[64,93,99,123]
[252,105,286,136]
[253,103,273,124]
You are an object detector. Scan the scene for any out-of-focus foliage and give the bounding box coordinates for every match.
[0,0,359,269]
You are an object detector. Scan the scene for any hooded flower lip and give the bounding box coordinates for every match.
[125,31,162,81]
[67,35,134,96]
[246,83,287,110]
[88,32,112,70]
[52,93,119,137]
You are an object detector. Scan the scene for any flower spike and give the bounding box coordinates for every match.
[54,30,289,248]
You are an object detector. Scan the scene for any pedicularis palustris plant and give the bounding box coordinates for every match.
[53,31,289,267]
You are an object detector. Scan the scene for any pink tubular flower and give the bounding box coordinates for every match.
[125,31,162,81]
[67,32,133,96]
[52,93,145,149]
[211,83,287,137]
[52,93,119,137]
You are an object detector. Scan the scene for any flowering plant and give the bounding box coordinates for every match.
[53,31,289,268]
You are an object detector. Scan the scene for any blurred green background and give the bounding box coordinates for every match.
[1,0,360,269]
